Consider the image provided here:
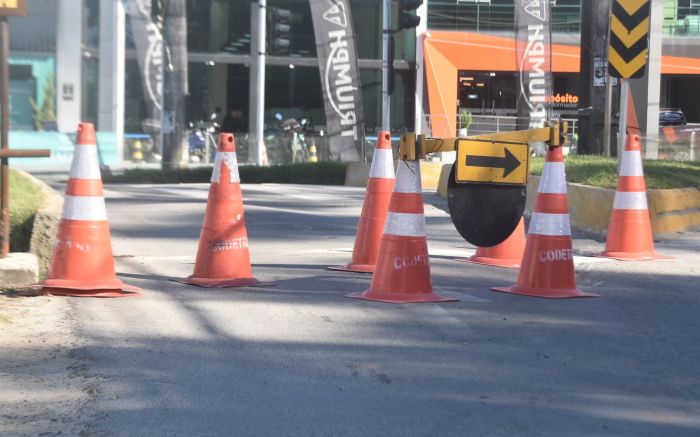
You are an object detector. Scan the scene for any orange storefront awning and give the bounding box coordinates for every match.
[423,31,700,137]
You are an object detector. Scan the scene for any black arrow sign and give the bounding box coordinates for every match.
[465,147,521,178]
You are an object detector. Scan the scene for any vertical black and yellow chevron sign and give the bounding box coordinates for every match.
[608,0,651,79]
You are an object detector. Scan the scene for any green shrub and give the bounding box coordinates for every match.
[530,155,700,189]
[104,161,349,185]
[0,171,45,252]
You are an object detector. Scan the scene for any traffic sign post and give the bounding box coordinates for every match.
[608,0,650,167]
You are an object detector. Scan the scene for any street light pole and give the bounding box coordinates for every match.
[382,0,391,132]
[255,0,266,166]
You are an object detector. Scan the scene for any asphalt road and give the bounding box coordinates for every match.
[53,183,700,436]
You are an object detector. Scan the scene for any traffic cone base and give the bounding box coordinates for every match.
[43,285,141,298]
[328,263,374,274]
[491,285,596,299]
[347,290,456,304]
[457,255,521,269]
[182,276,271,288]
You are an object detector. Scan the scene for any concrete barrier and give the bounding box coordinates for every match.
[25,172,63,279]
[438,173,700,237]
[345,160,445,190]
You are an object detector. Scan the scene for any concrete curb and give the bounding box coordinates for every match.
[345,160,444,190]
[437,168,700,237]
[23,171,63,279]
[0,253,39,290]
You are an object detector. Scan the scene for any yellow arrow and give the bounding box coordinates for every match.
[611,16,649,48]
[616,0,648,16]
[609,47,648,78]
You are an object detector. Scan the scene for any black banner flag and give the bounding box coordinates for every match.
[309,0,366,161]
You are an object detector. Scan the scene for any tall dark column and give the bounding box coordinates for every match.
[578,0,614,155]
[161,0,189,169]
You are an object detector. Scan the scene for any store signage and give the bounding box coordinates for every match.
[455,139,529,185]
[310,0,366,161]
[514,0,552,132]
[0,0,27,17]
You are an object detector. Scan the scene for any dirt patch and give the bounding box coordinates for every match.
[0,293,94,435]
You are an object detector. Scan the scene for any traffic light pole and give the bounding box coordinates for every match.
[382,0,391,131]
[254,0,266,166]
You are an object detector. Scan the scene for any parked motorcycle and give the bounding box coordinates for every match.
[188,112,219,163]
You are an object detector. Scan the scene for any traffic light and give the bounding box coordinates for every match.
[268,7,291,54]
[397,0,422,30]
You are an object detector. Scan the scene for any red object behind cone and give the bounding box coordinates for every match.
[459,217,525,268]
[329,131,394,273]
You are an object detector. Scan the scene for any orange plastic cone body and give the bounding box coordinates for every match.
[348,161,457,303]
[600,135,670,261]
[186,133,264,287]
[329,131,394,273]
[492,147,596,299]
[459,218,526,268]
[41,123,139,297]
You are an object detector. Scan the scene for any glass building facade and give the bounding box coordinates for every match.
[6,0,700,163]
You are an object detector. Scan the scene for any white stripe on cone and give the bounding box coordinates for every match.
[63,196,108,221]
[620,151,644,177]
[384,212,426,237]
[394,161,421,193]
[537,162,567,194]
[69,145,102,180]
[211,152,240,183]
[369,149,395,179]
[613,191,648,210]
[528,212,572,236]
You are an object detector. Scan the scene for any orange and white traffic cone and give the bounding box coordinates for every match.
[600,134,671,260]
[458,217,526,269]
[492,146,597,299]
[348,161,457,303]
[40,123,140,297]
[183,133,269,287]
[329,131,394,273]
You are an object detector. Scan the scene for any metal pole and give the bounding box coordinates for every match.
[603,77,613,156]
[255,0,266,166]
[381,0,390,132]
[617,78,629,165]
[413,1,427,135]
[0,17,9,257]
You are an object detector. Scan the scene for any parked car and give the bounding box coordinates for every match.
[659,108,687,127]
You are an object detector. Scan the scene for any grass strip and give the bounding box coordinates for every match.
[0,170,45,252]
[530,155,700,189]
